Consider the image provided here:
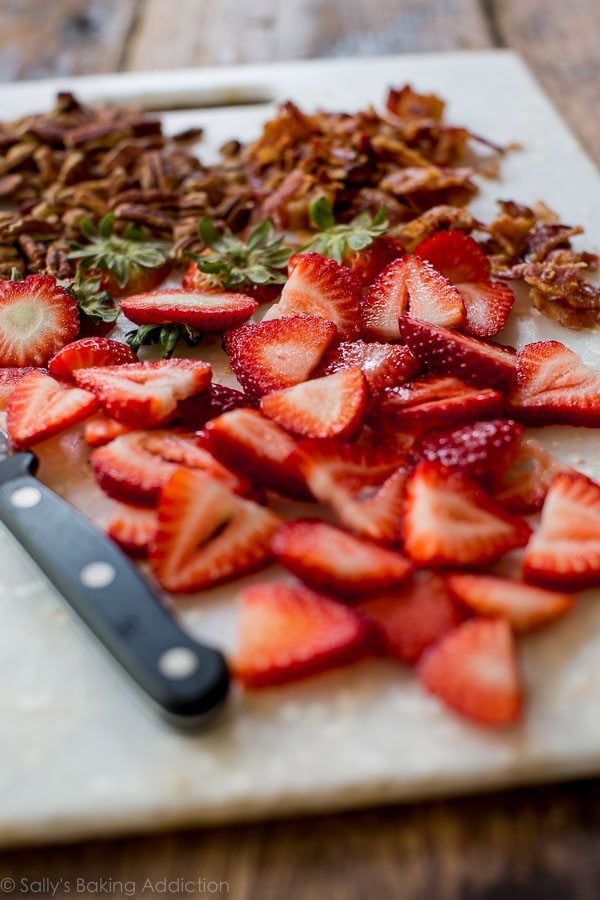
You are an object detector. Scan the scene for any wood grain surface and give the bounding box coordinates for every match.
[0,2,599,898]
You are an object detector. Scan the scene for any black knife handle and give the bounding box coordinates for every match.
[0,456,229,727]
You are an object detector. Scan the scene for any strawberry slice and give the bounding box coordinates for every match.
[446,574,575,632]
[361,257,409,340]
[106,503,158,557]
[457,282,515,338]
[509,340,600,426]
[150,468,281,592]
[260,369,367,440]
[0,367,44,411]
[346,235,405,287]
[413,418,524,487]
[84,414,131,447]
[92,429,249,505]
[288,438,410,543]
[403,460,531,567]
[494,437,569,514]
[73,359,211,427]
[359,572,464,664]
[120,289,258,331]
[272,519,413,597]
[399,316,517,391]
[48,337,137,380]
[372,375,504,431]
[176,384,253,430]
[263,253,362,339]
[201,408,305,499]
[405,256,465,329]
[417,618,523,727]
[523,471,600,590]
[414,231,491,283]
[7,371,98,449]
[0,275,79,367]
[234,583,374,688]
[224,315,337,397]
[317,339,419,391]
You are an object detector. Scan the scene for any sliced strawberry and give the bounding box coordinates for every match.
[405,256,465,329]
[509,341,600,426]
[523,471,600,590]
[150,468,281,593]
[263,253,362,339]
[91,429,249,505]
[84,414,132,448]
[361,257,409,340]
[494,438,568,514]
[399,316,517,391]
[201,408,305,499]
[234,583,374,688]
[0,367,44,411]
[272,519,413,597]
[417,618,523,727]
[224,315,337,397]
[120,289,258,331]
[413,418,524,487]
[288,438,410,543]
[358,572,464,664]
[446,574,575,632]
[457,282,515,338]
[346,235,405,287]
[106,503,158,557]
[74,359,211,427]
[317,339,419,391]
[176,384,253,430]
[260,369,367,440]
[48,337,137,380]
[0,275,79,367]
[6,371,98,449]
[372,376,504,431]
[414,231,490,283]
[403,461,531,567]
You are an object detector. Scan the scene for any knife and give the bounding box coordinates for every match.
[0,428,230,728]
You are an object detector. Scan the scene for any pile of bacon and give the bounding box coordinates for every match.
[0,87,597,326]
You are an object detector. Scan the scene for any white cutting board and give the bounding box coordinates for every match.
[1,51,600,849]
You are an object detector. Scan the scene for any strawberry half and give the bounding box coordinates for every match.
[414,231,491,283]
[176,384,253,430]
[403,461,531,567]
[7,371,98,449]
[120,289,258,331]
[457,282,515,338]
[260,369,367,440]
[74,359,211,427]
[150,468,281,593]
[446,574,575,632]
[372,376,504,431]
[201,408,304,499]
[359,572,465,664]
[523,471,600,590]
[224,315,337,397]
[0,367,44,411]
[92,429,248,505]
[361,257,409,340]
[413,418,524,487]
[509,341,600,426]
[48,337,137,380]
[84,414,131,447]
[494,438,568,514]
[272,519,413,597]
[106,503,158,557]
[234,583,374,688]
[404,256,465,329]
[0,275,79,367]
[399,316,517,391]
[288,438,410,543]
[263,252,362,339]
[317,339,419,391]
[417,618,523,727]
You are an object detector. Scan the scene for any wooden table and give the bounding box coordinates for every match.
[1,2,599,897]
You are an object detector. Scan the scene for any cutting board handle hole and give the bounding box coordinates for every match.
[92,85,276,112]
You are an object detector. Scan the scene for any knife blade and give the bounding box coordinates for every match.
[0,429,230,728]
